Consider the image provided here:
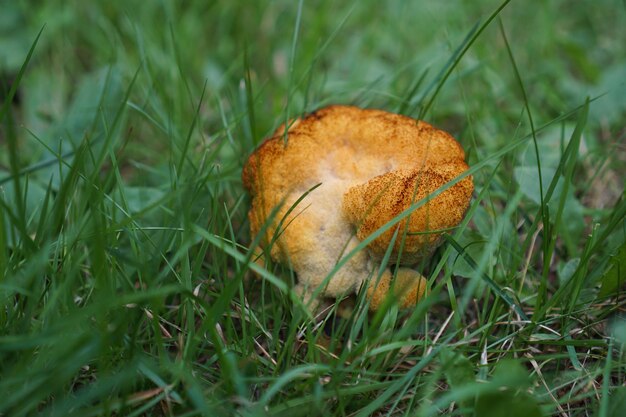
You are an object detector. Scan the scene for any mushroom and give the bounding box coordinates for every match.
[242,105,473,310]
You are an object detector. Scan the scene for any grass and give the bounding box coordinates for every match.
[1,0,625,415]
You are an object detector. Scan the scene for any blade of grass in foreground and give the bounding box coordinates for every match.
[443,233,528,321]
[500,18,550,309]
[417,0,512,119]
[282,0,305,145]
[191,224,310,314]
[1,28,44,253]
[0,27,43,120]
[530,100,589,322]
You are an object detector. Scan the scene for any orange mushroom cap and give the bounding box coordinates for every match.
[243,105,473,309]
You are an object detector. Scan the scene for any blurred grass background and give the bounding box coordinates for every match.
[1,0,625,416]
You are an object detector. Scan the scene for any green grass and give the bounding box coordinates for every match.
[1,0,625,416]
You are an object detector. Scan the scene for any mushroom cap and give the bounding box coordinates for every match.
[342,162,474,263]
[243,105,473,309]
[243,105,473,269]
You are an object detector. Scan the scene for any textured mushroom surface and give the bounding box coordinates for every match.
[242,105,473,309]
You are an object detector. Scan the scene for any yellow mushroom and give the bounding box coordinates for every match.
[242,105,473,311]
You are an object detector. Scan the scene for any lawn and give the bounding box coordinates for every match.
[1,0,625,416]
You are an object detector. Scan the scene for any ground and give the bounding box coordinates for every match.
[0,0,625,416]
